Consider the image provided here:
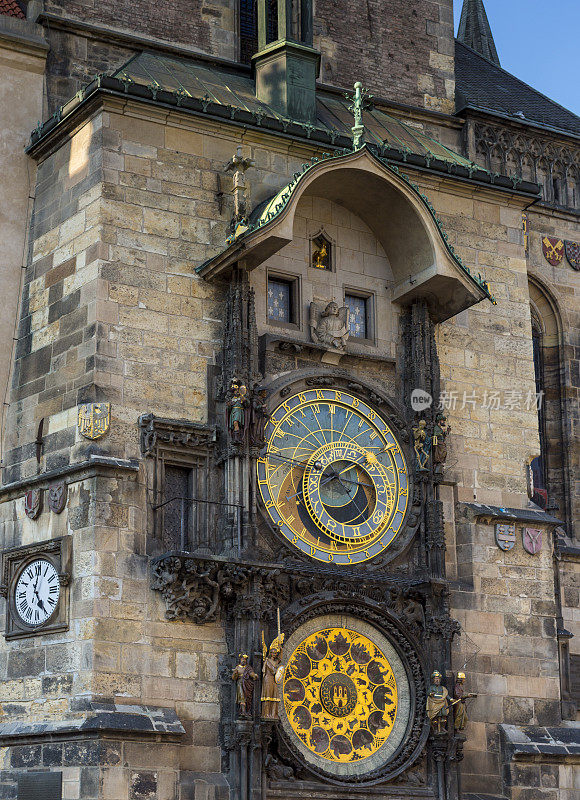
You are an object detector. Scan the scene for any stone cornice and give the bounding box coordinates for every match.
[0,455,140,501]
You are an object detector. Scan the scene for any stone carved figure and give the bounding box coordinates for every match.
[264,753,294,781]
[427,670,449,734]
[310,301,349,350]
[261,632,285,719]
[413,420,430,472]
[453,672,477,731]
[432,413,450,466]
[232,654,258,717]
[226,379,249,443]
[249,387,269,447]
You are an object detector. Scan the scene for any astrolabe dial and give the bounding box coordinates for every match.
[283,627,398,764]
[257,388,409,564]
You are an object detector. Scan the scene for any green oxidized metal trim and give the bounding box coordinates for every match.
[196,145,496,304]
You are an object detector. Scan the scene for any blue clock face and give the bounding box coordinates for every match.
[257,389,409,565]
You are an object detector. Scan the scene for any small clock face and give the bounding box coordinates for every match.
[14,559,60,627]
[257,389,409,564]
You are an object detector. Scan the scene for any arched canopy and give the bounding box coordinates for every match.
[198,147,493,322]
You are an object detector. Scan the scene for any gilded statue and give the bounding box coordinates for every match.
[312,241,328,269]
[453,671,477,731]
[261,632,285,719]
[232,654,258,717]
[426,670,449,734]
[309,301,350,350]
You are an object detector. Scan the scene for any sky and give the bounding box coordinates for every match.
[453,0,580,115]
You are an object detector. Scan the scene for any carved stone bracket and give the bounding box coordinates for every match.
[150,553,436,629]
[139,413,217,457]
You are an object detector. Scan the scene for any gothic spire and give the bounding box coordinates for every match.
[457,0,500,67]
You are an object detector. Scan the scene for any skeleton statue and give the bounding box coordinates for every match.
[310,301,350,350]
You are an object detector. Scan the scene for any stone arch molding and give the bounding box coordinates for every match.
[198,147,491,322]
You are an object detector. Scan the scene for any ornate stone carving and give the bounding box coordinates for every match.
[309,301,349,350]
[139,414,216,457]
[150,553,431,630]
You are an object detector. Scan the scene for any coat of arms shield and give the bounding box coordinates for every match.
[564,240,580,271]
[78,403,111,440]
[24,489,42,520]
[48,482,67,514]
[522,527,542,555]
[542,236,564,266]
[495,523,516,551]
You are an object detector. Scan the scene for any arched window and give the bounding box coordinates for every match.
[528,280,571,528]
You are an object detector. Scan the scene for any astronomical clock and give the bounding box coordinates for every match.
[252,381,426,786]
[258,389,409,565]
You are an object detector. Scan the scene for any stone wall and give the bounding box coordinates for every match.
[40,1,456,116]
[0,16,47,457]
[0,97,575,799]
[315,0,455,113]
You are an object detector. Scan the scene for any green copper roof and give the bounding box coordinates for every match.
[110,51,475,170]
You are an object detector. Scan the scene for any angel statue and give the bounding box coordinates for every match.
[310,301,350,350]
[261,631,285,720]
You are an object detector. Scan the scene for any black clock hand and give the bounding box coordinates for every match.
[264,452,322,471]
[333,475,369,520]
[285,472,336,501]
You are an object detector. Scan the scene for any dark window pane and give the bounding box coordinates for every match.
[268,279,292,323]
[163,465,192,550]
[345,295,367,338]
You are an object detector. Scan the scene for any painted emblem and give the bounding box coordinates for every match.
[495,523,516,551]
[48,482,67,514]
[564,240,580,270]
[522,527,542,555]
[24,489,42,520]
[542,236,564,266]
[78,403,110,440]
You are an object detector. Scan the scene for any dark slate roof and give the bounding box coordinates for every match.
[457,0,500,67]
[455,40,580,137]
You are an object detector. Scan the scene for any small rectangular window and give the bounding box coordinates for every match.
[268,276,297,326]
[345,293,370,340]
[163,464,193,550]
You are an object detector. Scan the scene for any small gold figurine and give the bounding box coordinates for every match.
[313,242,328,269]
[232,654,258,717]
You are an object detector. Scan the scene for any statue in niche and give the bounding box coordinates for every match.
[426,670,449,734]
[232,654,259,717]
[226,378,249,443]
[453,672,477,731]
[261,632,285,719]
[413,419,430,472]
[249,386,269,447]
[310,301,349,350]
[432,413,450,466]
